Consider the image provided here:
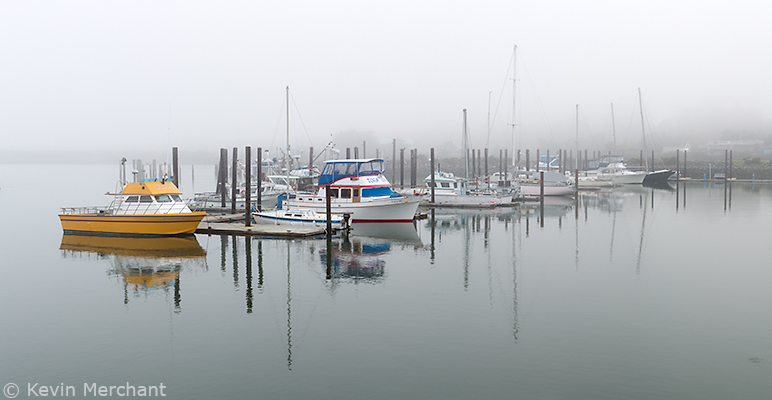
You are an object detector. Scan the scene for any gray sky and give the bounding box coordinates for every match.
[2,0,771,158]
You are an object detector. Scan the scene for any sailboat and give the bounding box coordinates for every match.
[506,45,575,197]
[424,109,521,207]
[638,88,676,186]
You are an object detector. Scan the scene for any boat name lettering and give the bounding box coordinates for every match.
[163,217,185,221]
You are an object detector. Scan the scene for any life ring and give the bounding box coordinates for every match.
[240,189,246,197]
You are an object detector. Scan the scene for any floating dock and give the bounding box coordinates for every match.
[196,214,326,237]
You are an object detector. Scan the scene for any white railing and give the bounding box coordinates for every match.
[60,206,112,215]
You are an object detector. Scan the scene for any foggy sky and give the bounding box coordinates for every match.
[2,0,771,160]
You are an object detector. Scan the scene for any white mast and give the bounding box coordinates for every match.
[611,103,617,154]
[286,86,291,191]
[463,108,468,195]
[638,87,648,170]
[575,104,579,170]
[511,45,517,170]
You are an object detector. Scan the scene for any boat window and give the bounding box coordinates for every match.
[353,188,359,197]
[139,195,153,203]
[330,188,339,198]
[341,188,352,198]
[441,182,451,188]
[453,182,458,188]
[155,194,173,203]
[125,196,139,203]
[427,182,436,188]
[171,194,181,201]
[360,160,383,175]
[362,187,393,197]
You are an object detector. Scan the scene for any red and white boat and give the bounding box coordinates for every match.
[283,158,420,223]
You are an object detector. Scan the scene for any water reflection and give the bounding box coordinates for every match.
[60,234,206,311]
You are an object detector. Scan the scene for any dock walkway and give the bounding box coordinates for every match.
[196,214,326,237]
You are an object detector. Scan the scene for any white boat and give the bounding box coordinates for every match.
[423,170,520,206]
[424,170,461,196]
[284,158,420,223]
[516,170,576,197]
[253,208,346,228]
[585,155,647,185]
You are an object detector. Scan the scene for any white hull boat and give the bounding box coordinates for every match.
[254,208,346,228]
[284,158,420,223]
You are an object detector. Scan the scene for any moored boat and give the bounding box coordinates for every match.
[642,169,676,186]
[253,208,347,228]
[284,158,420,223]
[59,179,206,236]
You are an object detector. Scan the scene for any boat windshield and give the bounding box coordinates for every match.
[319,159,384,186]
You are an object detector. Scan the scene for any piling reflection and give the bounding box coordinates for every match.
[60,234,206,311]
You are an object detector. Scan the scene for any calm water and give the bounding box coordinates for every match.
[1,164,771,399]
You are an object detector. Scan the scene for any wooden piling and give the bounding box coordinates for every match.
[392,139,396,183]
[400,148,405,188]
[172,147,179,189]
[219,148,227,208]
[245,146,251,227]
[430,148,435,203]
[232,147,238,213]
[525,149,530,171]
[471,148,476,178]
[683,150,687,180]
[484,148,488,177]
[504,149,508,182]
[326,184,332,236]
[256,147,262,212]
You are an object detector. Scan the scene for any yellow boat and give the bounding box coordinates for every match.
[59,180,206,236]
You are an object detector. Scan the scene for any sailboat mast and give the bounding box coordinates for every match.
[463,108,468,195]
[611,103,617,154]
[286,86,291,191]
[575,104,579,170]
[511,45,517,170]
[638,87,648,169]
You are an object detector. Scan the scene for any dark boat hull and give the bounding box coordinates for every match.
[643,169,675,187]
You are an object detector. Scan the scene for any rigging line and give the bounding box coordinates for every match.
[289,91,315,151]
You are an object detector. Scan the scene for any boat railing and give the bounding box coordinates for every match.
[60,206,112,215]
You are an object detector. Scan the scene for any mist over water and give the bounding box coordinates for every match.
[1,163,771,399]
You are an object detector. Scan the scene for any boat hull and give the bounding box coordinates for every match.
[253,212,344,227]
[59,212,206,236]
[642,169,675,186]
[285,197,420,223]
[519,185,575,197]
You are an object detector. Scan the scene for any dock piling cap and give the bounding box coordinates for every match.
[121,181,183,196]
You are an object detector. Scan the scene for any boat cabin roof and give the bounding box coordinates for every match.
[121,180,182,196]
[319,159,384,186]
